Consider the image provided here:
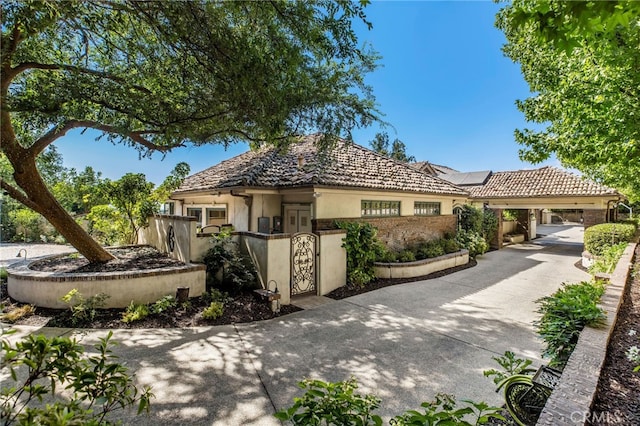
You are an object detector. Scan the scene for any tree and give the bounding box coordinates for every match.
[369,131,415,162]
[1,0,379,262]
[496,0,640,200]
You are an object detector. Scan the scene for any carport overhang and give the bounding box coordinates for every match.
[470,195,621,210]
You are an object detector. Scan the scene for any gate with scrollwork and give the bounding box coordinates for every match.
[290,232,317,296]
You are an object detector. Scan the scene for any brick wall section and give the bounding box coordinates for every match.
[516,209,531,240]
[583,209,608,229]
[490,208,503,250]
[536,242,637,426]
[313,215,457,251]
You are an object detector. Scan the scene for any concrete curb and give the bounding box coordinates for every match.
[537,242,637,426]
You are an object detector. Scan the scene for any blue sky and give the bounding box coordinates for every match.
[55,0,557,184]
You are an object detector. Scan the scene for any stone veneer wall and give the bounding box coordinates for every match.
[313,215,456,251]
[536,242,637,426]
[583,209,608,229]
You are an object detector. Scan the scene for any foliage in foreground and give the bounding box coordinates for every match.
[535,281,607,368]
[60,289,110,326]
[483,351,536,385]
[275,378,503,426]
[1,329,153,425]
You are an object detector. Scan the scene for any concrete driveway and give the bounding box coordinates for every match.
[4,225,590,424]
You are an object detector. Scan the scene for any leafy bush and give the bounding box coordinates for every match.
[275,378,382,425]
[417,240,445,259]
[502,209,518,221]
[151,295,177,314]
[337,221,385,287]
[275,378,503,426]
[535,281,607,367]
[442,238,460,254]
[483,351,535,385]
[588,242,627,275]
[459,205,483,234]
[1,305,36,323]
[390,393,503,426]
[584,222,636,256]
[202,228,258,294]
[122,302,150,323]
[202,301,225,320]
[1,329,152,425]
[397,249,416,263]
[455,229,489,259]
[0,267,8,283]
[61,289,110,326]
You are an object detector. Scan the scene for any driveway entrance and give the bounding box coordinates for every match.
[8,225,590,425]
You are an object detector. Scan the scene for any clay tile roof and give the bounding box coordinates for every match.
[468,166,619,199]
[174,135,468,196]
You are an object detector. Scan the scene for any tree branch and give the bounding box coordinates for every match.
[0,180,40,212]
[10,62,152,94]
[29,120,182,156]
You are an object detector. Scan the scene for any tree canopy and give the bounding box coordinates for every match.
[369,132,415,163]
[1,0,380,262]
[496,0,640,201]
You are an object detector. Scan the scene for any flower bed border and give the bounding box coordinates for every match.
[373,249,469,280]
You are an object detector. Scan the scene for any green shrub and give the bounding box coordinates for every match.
[584,222,636,256]
[442,238,460,254]
[1,329,152,425]
[202,301,224,320]
[151,295,177,314]
[589,242,627,275]
[483,351,536,385]
[275,378,503,426]
[274,378,382,425]
[391,393,503,426]
[122,301,150,323]
[397,249,416,263]
[0,267,8,283]
[202,228,258,294]
[417,240,445,259]
[337,221,385,288]
[502,209,519,221]
[375,249,397,263]
[535,281,607,368]
[455,229,489,259]
[60,289,110,326]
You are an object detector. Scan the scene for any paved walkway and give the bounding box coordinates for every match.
[3,225,589,425]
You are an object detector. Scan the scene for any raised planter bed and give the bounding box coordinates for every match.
[504,233,525,243]
[373,249,469,280]
[6,257,206,309]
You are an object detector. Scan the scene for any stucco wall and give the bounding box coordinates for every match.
[139,215,197,263]
[7,262,206,309]
[317,230,347,296]
[314,189,458,219]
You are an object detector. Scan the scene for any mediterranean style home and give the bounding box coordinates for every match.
[167,134,469,251]
[139,134,621,303]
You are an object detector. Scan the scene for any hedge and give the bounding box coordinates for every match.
[584,222,636,255]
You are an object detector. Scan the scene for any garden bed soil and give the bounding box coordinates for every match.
[588,244,640,425]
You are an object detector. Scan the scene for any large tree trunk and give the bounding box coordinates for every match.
[12,156,115,263]
[1,115,114,263]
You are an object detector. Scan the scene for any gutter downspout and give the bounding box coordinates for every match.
[230,190,253,231]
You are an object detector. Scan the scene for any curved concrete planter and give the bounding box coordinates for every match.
[373,249,469,280]
[7,256,206,309]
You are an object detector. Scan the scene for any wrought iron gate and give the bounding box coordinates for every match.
[290,232,317,296]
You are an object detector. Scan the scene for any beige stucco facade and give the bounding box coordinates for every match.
[469,195,616,211]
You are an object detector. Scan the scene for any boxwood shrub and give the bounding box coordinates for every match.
[584,222,636,255]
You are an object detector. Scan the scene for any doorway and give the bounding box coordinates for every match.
[284,205,312,233]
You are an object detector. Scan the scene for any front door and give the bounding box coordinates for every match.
[285,207,312,233]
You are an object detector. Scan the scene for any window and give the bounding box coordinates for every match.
[160,202,175,215]
[206,206,227,224]
[186,207,202,225]
[361,200,400,217]
[414,202,441,216]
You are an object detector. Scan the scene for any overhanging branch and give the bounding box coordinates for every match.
[30,120,183,156]
[0,180,40,212]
